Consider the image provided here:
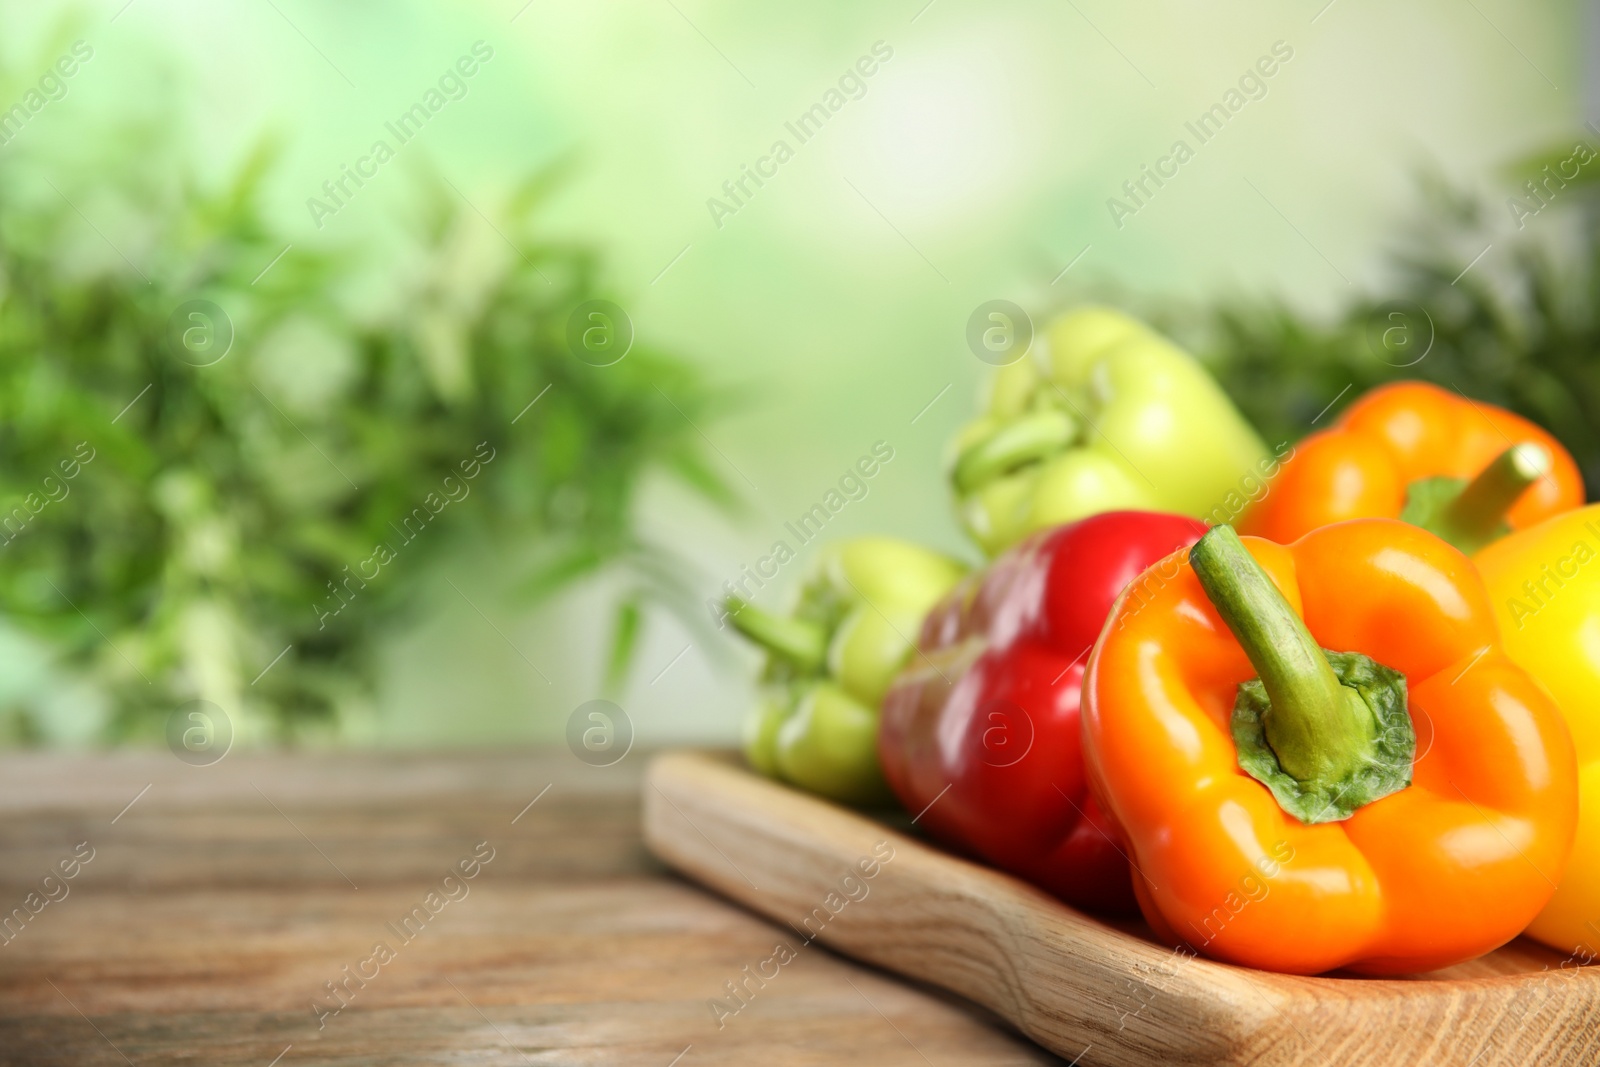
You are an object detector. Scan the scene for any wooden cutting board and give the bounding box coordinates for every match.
[642,750,1600,1067]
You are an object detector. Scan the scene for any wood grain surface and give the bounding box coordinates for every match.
[0,748,1058,1066]
[644,750,1600,1067]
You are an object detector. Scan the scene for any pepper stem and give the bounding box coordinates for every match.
[1190,526,1380,793]
[1434,443,1550,551]
[724,597,827,672]
[950,409,1075,493]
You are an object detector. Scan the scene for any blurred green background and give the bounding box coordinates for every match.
[0,0,1585,748]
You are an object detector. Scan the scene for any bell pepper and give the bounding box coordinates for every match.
[878,510,1208,913]
[948,307,1269,556]
[1475,504,1600,959]
[725,538,966,805]
[1239,381,1583,554]
[1084,520,1577,975]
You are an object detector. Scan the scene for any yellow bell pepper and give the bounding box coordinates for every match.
[1476,503,1600,958]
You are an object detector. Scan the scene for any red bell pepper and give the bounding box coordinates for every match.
[879,510,1207,913]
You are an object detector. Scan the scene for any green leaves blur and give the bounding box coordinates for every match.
[1175,162,1600,497]
[0,63,731,743]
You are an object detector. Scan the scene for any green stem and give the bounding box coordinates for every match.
[951,409,1075,493]
[1434,443,1549,551]
[725,597,827,672]
[1190,526,1377,790]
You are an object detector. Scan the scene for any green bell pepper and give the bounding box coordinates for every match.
[726,538,966,804]
[949,307,1270,556]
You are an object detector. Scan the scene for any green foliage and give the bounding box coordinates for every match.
[0,67,731,743]
[1164,165,1600,496]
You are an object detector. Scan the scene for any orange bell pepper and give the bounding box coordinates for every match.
[1240,381,1583,554]
[1083,520,1578,975]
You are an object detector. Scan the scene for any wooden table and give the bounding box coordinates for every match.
[0,750,1059,1066]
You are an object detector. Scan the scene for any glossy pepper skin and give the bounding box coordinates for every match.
[1476,505,1600,959]
[1239,381,1583,554]
[949,307,1269,557]
[727,539,966,806]
[1084,519,1577,975]
[878,511,1207,913]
